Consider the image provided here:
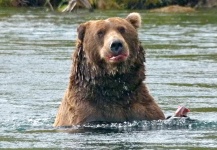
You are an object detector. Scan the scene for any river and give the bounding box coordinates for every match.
[0,8,217,149]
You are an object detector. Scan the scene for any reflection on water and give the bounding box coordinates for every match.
[0,8,217,149]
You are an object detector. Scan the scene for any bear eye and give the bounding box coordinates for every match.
[117,26,126,34]
[97,29,105,38]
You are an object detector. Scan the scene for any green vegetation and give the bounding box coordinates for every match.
[0,0,12,6]
[0,0,215,10]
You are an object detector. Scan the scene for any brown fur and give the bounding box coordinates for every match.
[54,13,165,127]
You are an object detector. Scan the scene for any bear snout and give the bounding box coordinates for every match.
[110,40,123,55]
[106,39,129,63]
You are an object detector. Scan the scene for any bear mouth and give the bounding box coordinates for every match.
[108,53,129,63]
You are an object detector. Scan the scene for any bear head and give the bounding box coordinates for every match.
[73,12,144,78]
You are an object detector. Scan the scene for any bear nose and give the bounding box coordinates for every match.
[110,40,123,54]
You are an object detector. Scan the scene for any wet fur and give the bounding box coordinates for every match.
[54,13,165,126]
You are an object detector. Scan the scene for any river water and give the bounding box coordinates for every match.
[0,8,217,149]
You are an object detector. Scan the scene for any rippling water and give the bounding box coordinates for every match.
[0,8,217,149]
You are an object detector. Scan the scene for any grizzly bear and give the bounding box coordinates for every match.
[54,12,165,127]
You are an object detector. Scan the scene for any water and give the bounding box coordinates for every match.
[0,8,217,149]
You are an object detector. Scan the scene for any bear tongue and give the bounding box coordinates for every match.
[108,54,128,61]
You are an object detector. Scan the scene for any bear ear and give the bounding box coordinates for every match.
[77,23,86,41]
[126,12,142,29]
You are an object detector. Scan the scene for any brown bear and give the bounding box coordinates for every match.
[54,12,165,127]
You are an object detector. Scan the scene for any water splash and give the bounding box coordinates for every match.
[56,118,217,133]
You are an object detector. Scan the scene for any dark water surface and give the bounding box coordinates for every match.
[0,8,217,149]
